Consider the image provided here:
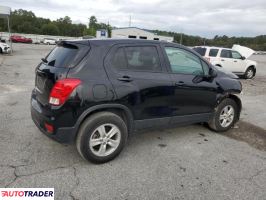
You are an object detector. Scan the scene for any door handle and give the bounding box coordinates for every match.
[175,81,185,86]
[117,75,133,82]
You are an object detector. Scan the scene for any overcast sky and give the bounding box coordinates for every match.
[2,0,266,38]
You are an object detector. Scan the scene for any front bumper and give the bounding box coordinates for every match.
[2,47,11,54]
[31,97,76,144]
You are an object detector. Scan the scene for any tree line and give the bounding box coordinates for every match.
[0,9,110,38]
[154,30,266,51]
[0,9,265,50]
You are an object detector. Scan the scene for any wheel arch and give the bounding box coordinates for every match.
[216,93,242,120]
[74,104,134,139]
[246,65,256,74]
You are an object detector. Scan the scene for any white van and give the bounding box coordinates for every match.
[193,45,257,79]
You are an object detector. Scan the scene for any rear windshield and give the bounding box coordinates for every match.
[193,47,207,56]
[45,42,89,68]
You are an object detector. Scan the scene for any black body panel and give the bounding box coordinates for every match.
[31,39,242,143]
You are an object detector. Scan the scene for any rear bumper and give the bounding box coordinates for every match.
[31,97,76,144]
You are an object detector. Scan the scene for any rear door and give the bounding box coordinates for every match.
[35,41,90,106]
[105,43,173,123]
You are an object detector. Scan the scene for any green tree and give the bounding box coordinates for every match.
[89,16,97,29]
[41,23,59,35]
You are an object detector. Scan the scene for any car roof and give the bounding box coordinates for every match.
[64,38,173,46]
[62,39,193,52]
[195,46,232,51]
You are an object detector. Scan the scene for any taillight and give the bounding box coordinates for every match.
[49,78,81,106]
[204,57,211,62]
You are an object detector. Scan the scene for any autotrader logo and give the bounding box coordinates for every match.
[0,188,54,199]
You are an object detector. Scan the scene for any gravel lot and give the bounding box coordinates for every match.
[0,44,266,200]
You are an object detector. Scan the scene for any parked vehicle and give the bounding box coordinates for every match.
[43,38,56,45]
[193,45,257,79]
[0,42,11,54]
[10,35,32,43]
[31,39,242,163]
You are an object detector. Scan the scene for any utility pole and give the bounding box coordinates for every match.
[180,32,183,44]
[7,16,12,53]
[129,15,131,27]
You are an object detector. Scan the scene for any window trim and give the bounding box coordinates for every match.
[164,46,206,76]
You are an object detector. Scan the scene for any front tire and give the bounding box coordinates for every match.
[244,67,255,79]
[76,112,128,163]
[208,98,239,132]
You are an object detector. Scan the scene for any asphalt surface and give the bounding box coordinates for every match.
[0,44,266,200]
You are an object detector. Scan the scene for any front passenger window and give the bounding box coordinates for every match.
[220,50,232,58]
[165,47,204,75]
[232,51,242,59]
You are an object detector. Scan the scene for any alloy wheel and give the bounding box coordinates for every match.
[89,123,121,157]
[246,69,254,79]
[219,105,235,128]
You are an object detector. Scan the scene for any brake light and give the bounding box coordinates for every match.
[49,78,81,106]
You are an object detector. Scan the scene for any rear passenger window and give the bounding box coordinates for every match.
[124,46,161,72]
[112,48,127,70]
[209,49,219,57]
[220,50,232,58]
[193,47,207,56]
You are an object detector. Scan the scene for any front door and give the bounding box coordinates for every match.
[231,50,246,73]
[162,45,218,123]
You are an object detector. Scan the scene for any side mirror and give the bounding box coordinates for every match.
[208,67,217,78]
[193,68,217,83]
[241,56,246,60]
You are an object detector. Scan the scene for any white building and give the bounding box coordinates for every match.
[111,27,173,42]
[96,29,108,38]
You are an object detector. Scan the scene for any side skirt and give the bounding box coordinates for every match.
[134,113,211,131]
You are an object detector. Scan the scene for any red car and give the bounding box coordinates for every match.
[10,35,32,43]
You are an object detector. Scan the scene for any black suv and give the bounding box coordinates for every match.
[31,39,242,163]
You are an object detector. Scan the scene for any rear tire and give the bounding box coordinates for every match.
[244,67,255,79]
[208,98,239,132]
[76,112,128,163]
